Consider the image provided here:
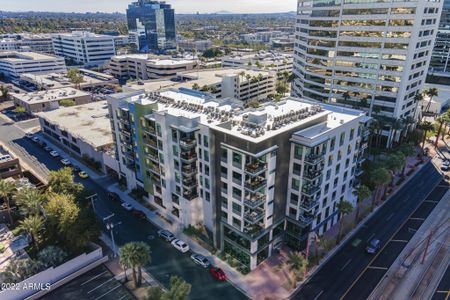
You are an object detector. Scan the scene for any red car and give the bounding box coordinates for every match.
[210,267,226,281]
[131,209,147,220]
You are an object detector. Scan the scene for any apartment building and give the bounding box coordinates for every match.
[0,33,54,54]
[52,31,116,67]
[107,89,369,270]
[108,54,198,80]
[293,0,442,145]
[0,51,66,79]
[222,51,293,74]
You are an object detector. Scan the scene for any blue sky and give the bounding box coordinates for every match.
[1,0,297,14]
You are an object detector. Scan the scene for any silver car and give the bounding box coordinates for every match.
[190,253,210,268]
[157,229,175,242]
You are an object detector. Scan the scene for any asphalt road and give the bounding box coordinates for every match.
[292,161,444,300]
[0,123,247,300]
[432,265,450,300]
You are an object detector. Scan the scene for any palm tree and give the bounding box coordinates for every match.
[0,180,16,226]
[286,251,308,283]
[353,185,371,224]
[370,168,392,210]
[14,187,46,216]
[425,88,438,115]
[419,121,434,157]
[388,119,403,149]
[120,242,151,287]
[434,110,450,147]
[398,143,415,175]
[336,200,353,242]
[18,215,45,249]
[386,152,405,186]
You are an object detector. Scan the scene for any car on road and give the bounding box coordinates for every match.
[44,146,52,152]
[32,136,39,143]
[121,202,133,211]
[108,192,121,202]
[171,239,190,253]
[61,159,71,166]
[210,267,226,281]
[366,239,381,254]
[190,253,210,268]
[78,171,89,179]
[72,165,81,172]
[132,209,147,220]
[157,229,175,242]
[39,141,47,148]
[49,151,60,157]
[25,133,33,139]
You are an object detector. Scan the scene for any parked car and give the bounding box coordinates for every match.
[78,171,89,179]
[441,165,449,172]
[171,239,190,253]
[157,229,175,242]
[442,160,450,167]
[61,159,71,166]
[190,253,210,268]
[44,146,52,152]
[39,141,47,148]
[108,192,121,202]
[72,165,81,172]
[132,209,147,220]
[121,202,133,211]
[31,136,39,143]
[49,151,60,157]
[366,239,381,254]
[210,267,226,281]
[25,133,33,139]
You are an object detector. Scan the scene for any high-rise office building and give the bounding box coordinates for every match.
[293,0,442,146]
[440,0,450,28]
[126,0,176,53]
[108,89,369,270]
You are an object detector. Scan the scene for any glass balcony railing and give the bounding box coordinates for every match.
[180,152,197,163]
[304,153,325,165]
[303,170,323,181]
[244,160,267,176]
[300,200,319,211]
[302,184,321,196]
[298,213,314,226]
[244,177,267,191]
[244,192,265,209]
[182,166,197,177]
[180,138,197,149]
[244,208,265,224]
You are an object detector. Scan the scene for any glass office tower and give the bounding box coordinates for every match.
[127,0,176,53]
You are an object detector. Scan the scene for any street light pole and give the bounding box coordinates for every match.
[107,222,116,257]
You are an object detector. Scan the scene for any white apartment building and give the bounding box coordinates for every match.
[222,51,293,74]
[108,54,198,80]
[52,31,116,67]
[107,89,369,270]
[294,0,442,145]
[0,34,54,54]
[0,51,66,79]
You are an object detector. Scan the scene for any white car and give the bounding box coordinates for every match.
[171,239,190,253]
[32,136,40,143]
[25,133,34,139]
[443,160,450,167]
[61,159,71,166]
[121,202,133,211]
[190,253,210,268]
[49,151,60,157]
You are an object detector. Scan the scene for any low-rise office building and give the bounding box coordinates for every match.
[108,54,198,80]
[222,51,293,74]
[107,89,369,270]
[11,87,92,113]
[52,31,116,67]
[37,101,118,175]
[0,51,66,79]
[0,33,54,54]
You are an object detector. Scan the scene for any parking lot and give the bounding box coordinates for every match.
[42,264,134,300]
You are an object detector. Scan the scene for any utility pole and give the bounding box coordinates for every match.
[86,193,98,214]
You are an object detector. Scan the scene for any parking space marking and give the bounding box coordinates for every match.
[81,271,108,286]
[424,200,439,204]
[409,217,425,221]
[94,284,122,300]
[340,259,352,271]
[313,290,324,300]
[390,239,409,243]
[87,277,116,294]
[367,266,388,270]
[386,213,395,221]
[367,233,375,242]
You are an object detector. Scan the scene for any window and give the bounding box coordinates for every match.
[203,135,209,147]
[232,187,242,200]
[232,202,242,215]
[233,152,242,168]
[232,171,242,184]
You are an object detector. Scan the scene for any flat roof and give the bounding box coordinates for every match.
[36,101,113,148]
[13,87,90,104]
[112,54,195,66]
[0,51,62,62]
[21,70,117,89]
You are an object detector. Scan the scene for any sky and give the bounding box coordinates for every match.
[0,0,298,14]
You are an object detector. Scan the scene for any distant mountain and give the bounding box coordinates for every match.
[214,10,234,15]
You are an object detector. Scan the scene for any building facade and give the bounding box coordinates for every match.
[293,0,442,144]
[126,0,176,52]
[430,29,450,74]
[0,51,66,79]
[222,51,293,74]
[107,89,369,270]
[52,31,116,67]
[0,34,54,54]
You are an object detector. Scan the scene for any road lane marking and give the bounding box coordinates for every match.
[87,277,115,294]
[390,239,409,243]
[313,290,324,300]
[386,213,395,221]
[368,266,388,270]
[409,217,425,221]
[340,259,352,271]
[81,271,108,286]
[436,290,450,293]
[367,233,375,242]
[424,200,439,203]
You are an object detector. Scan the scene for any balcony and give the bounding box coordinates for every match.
[361,142,368,150]
[244,160,267,176]
[303,170,323,181]
[146,126,156,135]
[182,178,198,189]
[304,153,325,165]
[244,208,265,224]
[300,199,319,211]
[149,164,160,174]
[244,192,265,209]
[183,189,198,200]
[144,137,158,149]
[355,167,363,177]
[244,177,267,191]
[243,223,264,237]
[301,184,321,196]
[180,138,196,149]
[182,166,197,177]
[298,213,314,227]
[147,152,159,162]
[180,152,197,163]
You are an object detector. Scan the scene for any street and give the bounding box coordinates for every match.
[292,161,445,300]
[0,118,247,300]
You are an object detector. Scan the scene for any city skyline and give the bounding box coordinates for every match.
[0,0,297,14]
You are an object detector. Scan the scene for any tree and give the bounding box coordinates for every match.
[398,143,415,175]
[286,251,308,283]
[18,215,45,249]
[191,83,200,90]
[336,200,353,242]
[47,167,83,195]
[14,187,46,216]
[67,68,84,88]
[0,179,16,226]
[146,286,164,300]
[162,276,192,300]
[13,106,26,114]
[370,168,392,210]
[1,258,43,283]
[120,242,151,287]
[0,85,9,101]
[63,206,100,253]
[419,121,434,156]
[424,87,438,114]
[386,152,405,186]
[434,110,450,147]
[59,99,76,107]
[353,185,371,224]
[45,193,80,244]
[37,246,68,268]
[276,81,288,95]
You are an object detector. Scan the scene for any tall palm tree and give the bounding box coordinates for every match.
[0,180,16,226]
[18,215,45,250]
[336,200,353,242]
[386,152,405,186]
[434,110,450,147]
[419,121,434,156]
[14,187,46,216]
[398,143,415,175]
[286,251,307,283]
[119,242,151,287]
[425,88,438,115]
[353,185,371,224]
[370,167,392,210]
